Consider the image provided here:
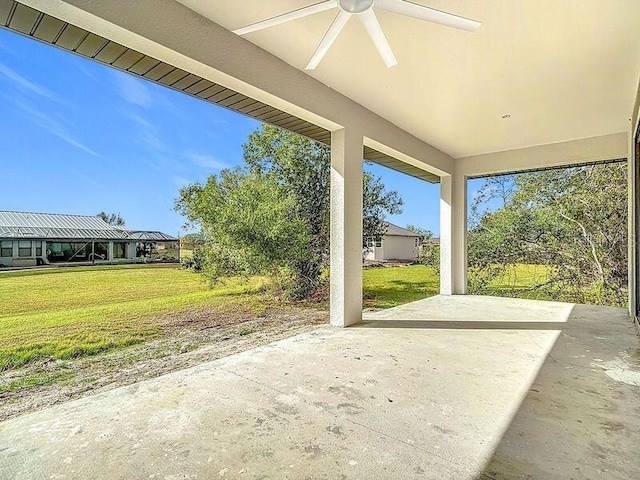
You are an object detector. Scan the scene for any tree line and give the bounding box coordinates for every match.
[176,123,628,307]
[468,162,628,306]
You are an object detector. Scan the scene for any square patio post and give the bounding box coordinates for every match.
[440,173,467,294]
[330,128,363,327]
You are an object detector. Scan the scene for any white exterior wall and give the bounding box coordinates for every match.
[365,236,419,261]
[364,245,384,261]
[381,236,419,261]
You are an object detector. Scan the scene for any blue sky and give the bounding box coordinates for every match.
[0,28,445,236]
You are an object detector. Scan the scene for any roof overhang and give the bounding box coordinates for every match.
[1,0,448,183]
[3,0,637,181]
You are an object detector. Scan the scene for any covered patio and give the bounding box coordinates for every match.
[1,0,640,477]
[1,295,639,479]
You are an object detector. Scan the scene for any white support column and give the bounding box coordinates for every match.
[629,130,639,319]
[127,242,137,260]
[440,173,467,295]
[330,128,363,327]
[440,176,453,295]
[107,241,114,261]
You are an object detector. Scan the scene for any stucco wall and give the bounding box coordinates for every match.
[629,73,640,320]
[364,244,384,261]
[365,235,418,261]
[381,235,419,261]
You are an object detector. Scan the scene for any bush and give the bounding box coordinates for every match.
[181,247,207,273]
[419,243,440,274]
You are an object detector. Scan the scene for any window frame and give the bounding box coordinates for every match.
[0,240,12,258]
[18,240,32,258]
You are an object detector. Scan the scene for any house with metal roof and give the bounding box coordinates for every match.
[364,222,421,262]
[0,211,178,267]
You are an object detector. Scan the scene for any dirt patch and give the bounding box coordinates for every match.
[0,305,327,421]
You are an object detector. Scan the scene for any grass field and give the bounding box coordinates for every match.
[363,264,439,308]
[0,263,552,372]
[0,265,268,371]
[362,263,552,308]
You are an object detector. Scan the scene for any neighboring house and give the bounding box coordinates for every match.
[364,222,421,262]
[0,210,178,268]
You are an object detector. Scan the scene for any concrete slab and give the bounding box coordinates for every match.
[0,295,639,479]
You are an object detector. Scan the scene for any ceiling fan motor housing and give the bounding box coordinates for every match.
[339,0,374,14]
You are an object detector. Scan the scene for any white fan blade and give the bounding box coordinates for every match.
[233,0,337,35]
[306,10,351,70]
[375,0,481,32]
[358,9,397,68]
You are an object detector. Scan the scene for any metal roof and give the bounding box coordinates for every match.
[0,0,439,184]
[0,211,175,241]
[128,231,178,242]
[384,222,421,237]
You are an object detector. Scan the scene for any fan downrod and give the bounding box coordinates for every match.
[338,0,374,14]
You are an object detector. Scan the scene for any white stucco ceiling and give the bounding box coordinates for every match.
[176,0,640,159]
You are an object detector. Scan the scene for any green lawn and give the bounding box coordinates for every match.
[363,265,439,309]
[0,263,552,371]
[0,265,268,370]
[362,263,553,308]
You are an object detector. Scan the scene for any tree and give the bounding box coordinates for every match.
[97,211,125,227]
[363,170,403,246]
[175,124,403,299]
[468,163,627,306]
[407,225,438,272]
[242,125,402,247]
[406,225,432,240]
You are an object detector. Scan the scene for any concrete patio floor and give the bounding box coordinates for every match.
[1,295,639,479]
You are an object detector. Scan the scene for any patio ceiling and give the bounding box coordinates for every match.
[177,0,640,159]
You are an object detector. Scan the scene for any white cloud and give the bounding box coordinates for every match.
[186,153,230,170]
[122,109,169,152]
[7,96,99,157]
[0,40,12,53]
[141,156,184,174]
[173,175,192,188]
[0,61,62,103]
[72,59,102,84]
[125,110,153,129]
[139,130,167,152]
[114,73,152,108]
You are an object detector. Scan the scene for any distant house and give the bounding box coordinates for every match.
[0,211,178,268]
[364,222,421,262]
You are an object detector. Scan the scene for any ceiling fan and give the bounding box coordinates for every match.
[233,0,481,70]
